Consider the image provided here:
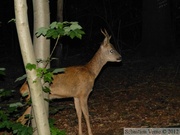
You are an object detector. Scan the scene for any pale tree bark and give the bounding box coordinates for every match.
[33,0,50,69]
[32,1,50,134]
[32,0,50,113]
[14,0,50,135]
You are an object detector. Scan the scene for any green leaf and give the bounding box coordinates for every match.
[51,57,59,61]
[8,18,16,23]
[57,22,63,29]
[70,22,82,30]
[44,72,53,83]
[49,119,66,135]
[64,26,71,35]
[43,86,50,93]
[9,102,23,108]
[46,29,59,39]
[0,68,5,75]
[15,74,27,82]
[26,63,36,71]
[36,21,84,41]
[35,27,48,37]
[57,28,65,36]
[0,89,14,98]
[0,111,8,121]
[69,31,76,39]
[12,123,24,134]
[8,106,18,113]
[52,68,65,74]
[50,21,58,29]
[76,33,82,39]
[76,29,85,35]
[0,110,33,135]
[62,21,70,27]
[74,29,85,39]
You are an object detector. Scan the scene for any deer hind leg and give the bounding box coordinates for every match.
[80,97,93,135]
[74,98,83,135]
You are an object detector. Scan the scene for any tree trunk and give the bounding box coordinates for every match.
[32,0,50,109]
[32,1,50,134]
[57,0,63,22]
[33,0,50,68]
[141,0,174,57]
[14,0,50,135]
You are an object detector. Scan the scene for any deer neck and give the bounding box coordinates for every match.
[85,49,107,78]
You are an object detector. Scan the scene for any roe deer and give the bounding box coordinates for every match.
[17,29,122,135]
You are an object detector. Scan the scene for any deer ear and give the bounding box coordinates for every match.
[101,29,111,45]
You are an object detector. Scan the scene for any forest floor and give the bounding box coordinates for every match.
[1,53,180,135]
[49,54,180,135]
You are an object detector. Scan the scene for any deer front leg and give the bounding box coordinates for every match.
[17,106,31,125]
[80,97,93,135]
[74,98,83,135]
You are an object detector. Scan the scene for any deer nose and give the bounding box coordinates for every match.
[117,56,122,62]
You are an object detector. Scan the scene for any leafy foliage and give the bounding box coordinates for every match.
[19,21,85,84]
[0,100,33,135]
[36,21,85,39]
[0,109,67,135]
[0,89,15,98]
[26,63,36,71]
[0,119,33,135]
[49,119,66,135]
[25,63,64,84]
[8,21,85,135]
[0,89,65,135]
[15,74,27,82]
[0,68,5,75]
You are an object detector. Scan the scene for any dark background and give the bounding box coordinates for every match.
[1,1,180,133]
[0,0,180,87]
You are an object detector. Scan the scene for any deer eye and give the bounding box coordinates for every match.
[110,49,114,53]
